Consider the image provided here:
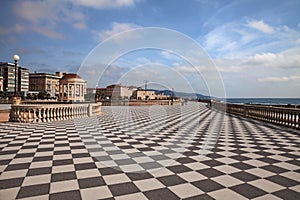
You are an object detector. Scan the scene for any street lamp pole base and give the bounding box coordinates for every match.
[11,96,22,105]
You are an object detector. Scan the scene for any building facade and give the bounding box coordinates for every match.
[106,84,137,100]
[29,72,63,97]
[132,89,169,100]
[59,74,86,102]
[0,62,29,95]
[0,76,3,92]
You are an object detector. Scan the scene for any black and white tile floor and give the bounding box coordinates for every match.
[0,102,299,199]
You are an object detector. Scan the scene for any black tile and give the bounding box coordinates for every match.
[73,153,90,158]
[5,163,31,171]
[230,171,260,182]
[273,189,300,199]
[78,177,106,189]
[176,157,196,164]
[230,155,251,161]
[255,151,273,157]
[150,155,170,160]
[260,165,288,174]
[0,177,24,189]
[287,160,300,166]
[75,163,97,170]
[126,172,153,181]
[192,179,224,193]
[17,183,50,199]
[279,153,298,159]
[99,167,122,176]
[266,175,299,187]
[15,153,35,158]
[49,190,81,200]
[51,171,77,182]
[183,151,199,157]
[230,162,254,170]
[230,183,267,199]
[202,160,223,167]
[54,150,71,155]
[183,194,215,200]
[115,159,136,165]
[137,147,153,151]
[108,182,140,196]
[197,168,224,178]
[140,162,163,170]
[27,167,52,176]
[0,159,11,165]
[53,159,74,166]
[144,188,179,200]
[167,165,192,174]
[257,157,280,164]
[157,175,187,186]
[37,147,54,152]
[32,156,53,162]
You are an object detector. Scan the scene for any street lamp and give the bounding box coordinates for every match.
[13,54,20,97]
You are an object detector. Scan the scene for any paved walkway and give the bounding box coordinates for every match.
[0,102,299,199]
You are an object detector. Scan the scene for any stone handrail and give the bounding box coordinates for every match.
[9,103,101,123]
[211,101,300,129]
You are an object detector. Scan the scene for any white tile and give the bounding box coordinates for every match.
[23,174,51,186]
[246,168,275,178]
[148,168,174,178]
[76,168,101,179]
[209,188,248,200]
[134,178,165,191]
[81,186,112,200]
[30,161,53,169]
[169,183,203,198]
[52,164,75,173]
[252,194,282,200]
[212,175,244,187]
[0,169,27,180]
[50,180,79,193]
[0,187,19,200]
[178,171,207,182]
[120,164,145,173]
[248,179,285,193]
[214,165,241,174]
[115,193,148,200]
[103,174,131,185]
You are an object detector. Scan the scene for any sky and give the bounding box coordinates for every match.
[0,0,299,98]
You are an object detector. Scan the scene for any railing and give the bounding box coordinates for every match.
[211,101,300,129]
[9,103,101,123]
[100,99,180,106]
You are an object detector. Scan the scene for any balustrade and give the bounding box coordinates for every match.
[211,101,300,129]
[10,103,101,123]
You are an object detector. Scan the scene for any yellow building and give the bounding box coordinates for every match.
[29,72,63,97]
[132,89,169,100]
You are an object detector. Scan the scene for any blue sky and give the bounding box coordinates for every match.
[0,0,299,97]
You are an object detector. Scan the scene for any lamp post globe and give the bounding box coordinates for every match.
[13,54,20,98]
[13,54,20,62]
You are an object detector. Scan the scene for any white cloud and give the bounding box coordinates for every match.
[92,22,141,42]
[247,20,274,34]
[246,48,300,68]
[10,0,87,39]
[258,75,300,82]
[71,0,138,9]
[202,19,300,59]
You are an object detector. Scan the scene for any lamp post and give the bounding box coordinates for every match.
[13,54,20,97]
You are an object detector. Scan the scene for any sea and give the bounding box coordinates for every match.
[224,98,300,105]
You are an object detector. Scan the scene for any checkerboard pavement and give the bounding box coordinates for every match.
[0,102,299,199]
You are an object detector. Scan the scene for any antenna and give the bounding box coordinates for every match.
[144,80,148,91]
